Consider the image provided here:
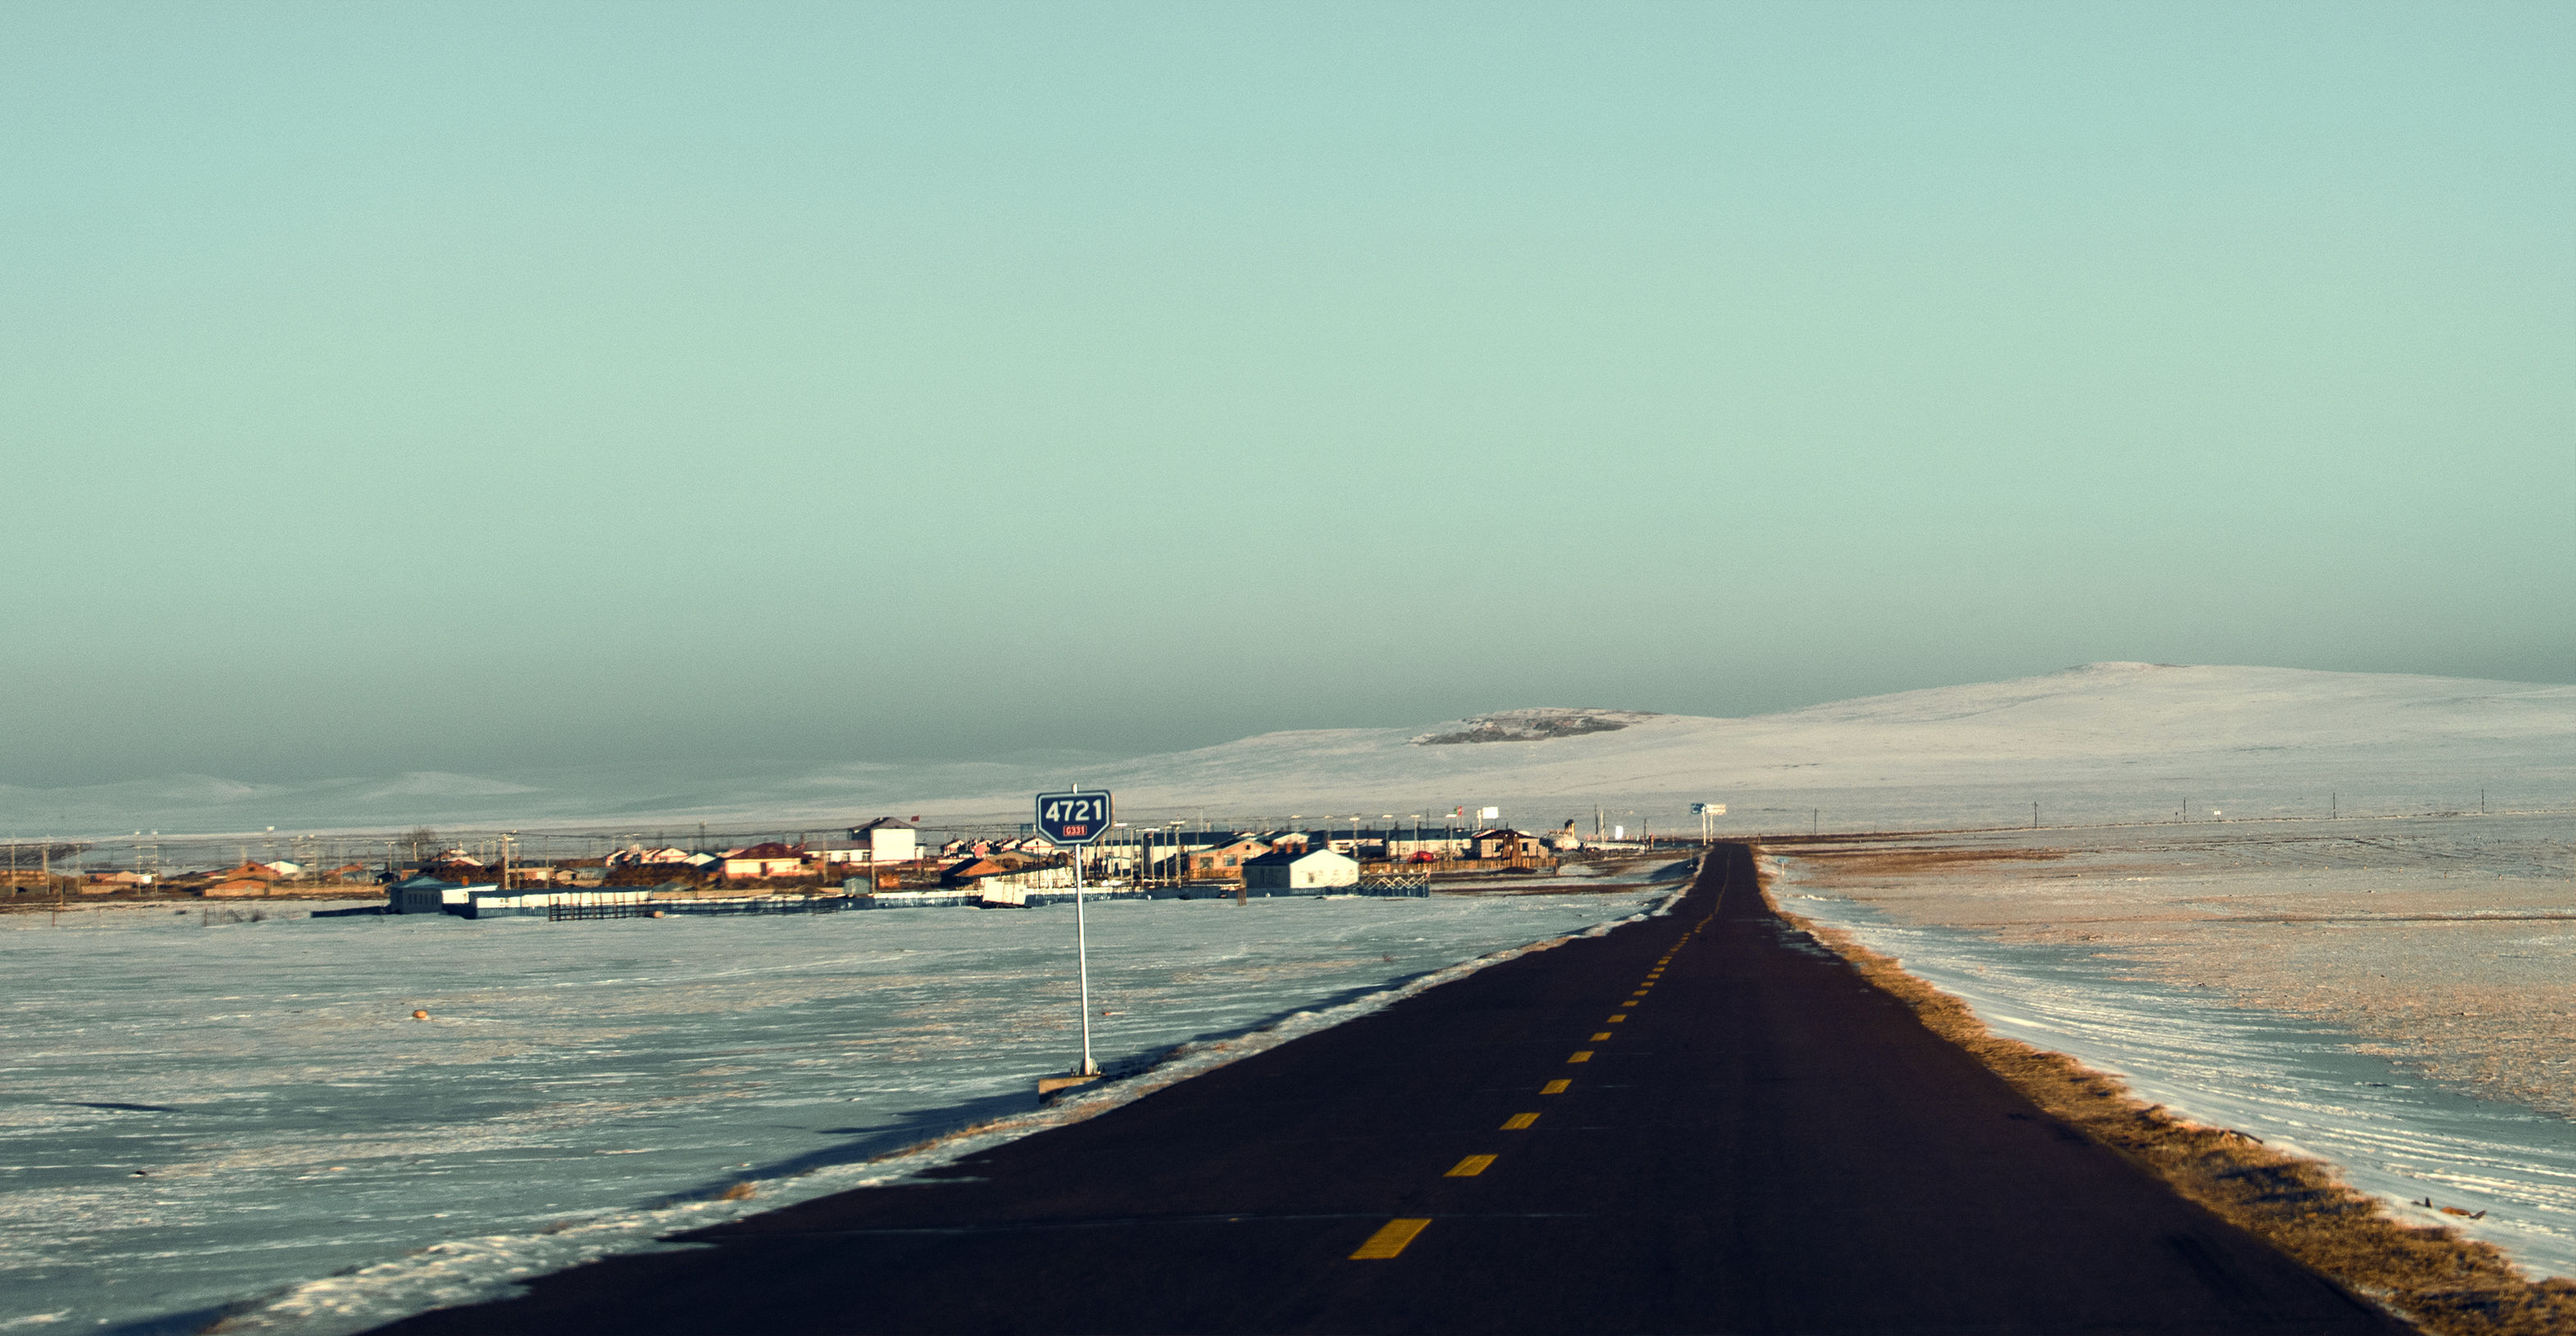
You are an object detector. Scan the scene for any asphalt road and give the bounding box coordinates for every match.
[377,845,2408,1334]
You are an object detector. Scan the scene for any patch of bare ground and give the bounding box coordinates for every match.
[1761,868,2576,1336]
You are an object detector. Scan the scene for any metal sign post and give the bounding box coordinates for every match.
[1035,787,1112,1078]
[1692,802,1725,844]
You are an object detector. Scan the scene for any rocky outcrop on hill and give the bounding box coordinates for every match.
[1412,709,1660,746]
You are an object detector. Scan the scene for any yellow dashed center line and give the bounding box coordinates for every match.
[1541,1078,1570,1095]
[1606,1015,1626,1023]
[1619,1000,1638,1008]
[1446,1155,1497,1177]
[1501,1112,1539,1130]
[1590,1032,1611,1041]
[1350,1218,1432,1259]
[1568,1050,1594,1063]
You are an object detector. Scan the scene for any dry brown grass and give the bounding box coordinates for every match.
[1761,864,2576,1336]
[1788,846,2068,877]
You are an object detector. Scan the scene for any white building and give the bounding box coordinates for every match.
[824,818,920,866]
[1241,847,1360,893]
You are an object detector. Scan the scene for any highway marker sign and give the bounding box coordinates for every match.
[1037,787,1112,1080]
[1035,791,1112,846]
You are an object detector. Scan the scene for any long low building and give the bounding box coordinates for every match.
[389,878,658,919]
[1241,847,1361,893]
[389,877,481,914]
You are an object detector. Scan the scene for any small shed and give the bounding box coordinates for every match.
[1241,848,1361,894]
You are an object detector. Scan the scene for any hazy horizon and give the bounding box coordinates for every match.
[7,661,2566,841]
[6,2,2569,791]
[8,659,2571,794]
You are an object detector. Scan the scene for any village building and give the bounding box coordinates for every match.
[1468,828,1551,862]
[1183,837,1272,882]
[941,856,1010,888]
[389,875,477,914]
[1296,827,1468,860]
[1241,847,1361,893]
[980,863,1077,891]
[607,846,704,868]
[720,842,811,880]
[820,818,920,868]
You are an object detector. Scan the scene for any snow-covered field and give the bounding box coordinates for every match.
[1773,814,2576,1282]
[0,884,1671,1335]
[4,662,2568,1322]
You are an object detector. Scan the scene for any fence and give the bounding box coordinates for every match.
[546,895,856,923]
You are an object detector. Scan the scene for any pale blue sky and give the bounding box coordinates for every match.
[3,2,2569,786]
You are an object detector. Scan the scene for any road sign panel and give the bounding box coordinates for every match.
[1035,791,1113,846]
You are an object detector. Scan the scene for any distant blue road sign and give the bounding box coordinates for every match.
[1035,791,1112,846]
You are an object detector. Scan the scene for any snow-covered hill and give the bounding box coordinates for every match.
[1053,663,2572,823]
[7,664,2569,837]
